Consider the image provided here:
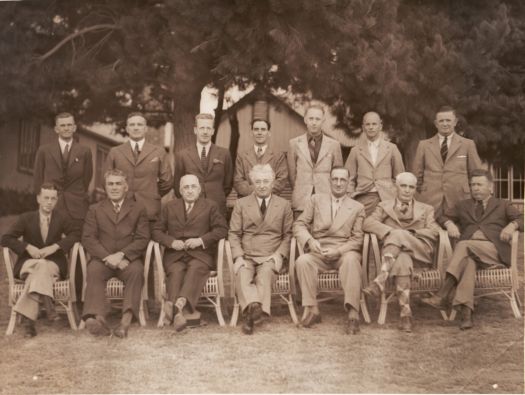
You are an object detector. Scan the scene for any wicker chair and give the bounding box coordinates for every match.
[367,229,451,324]
[79,241,154,328]
[295,236,372,324]
[3,242,83,335]
[448,230,521,320]
[227,238,300,326]
[153,239,228,327]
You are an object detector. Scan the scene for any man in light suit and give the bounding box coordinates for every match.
[174,113,233,217]
[33,112,93,229]
[2,183,80,337]
[105,112,173,222]
[345,112,405,215]
[288,104,343,216]
[82,169,150,338]
[423,169,523,330]
[362,172,441,332]
[293,167,365,334]
[152,174,228,331]
[412,106,482,217]
[233,119,288,197]
[229,164,293,335]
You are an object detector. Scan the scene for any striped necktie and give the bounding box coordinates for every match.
[440,136,448,162]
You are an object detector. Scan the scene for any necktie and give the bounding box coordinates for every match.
[63,144,70,158]
[440,136,448,162]
[200,145,207,170]
[40,215,49,242]
[114,203,120,219]
[399,202,409,214]
[260,198,267,217]
[475,201,484,220]
[186,203,193,215]
[257,146,263,157]
[309,137,317,163]
[332,199,340,220]
[133,142,140,162]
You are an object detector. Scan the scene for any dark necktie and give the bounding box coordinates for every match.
[62,143,70,166]
[260,198,267,217]
[440,136,448,163]
[201,146,207,170]
[399,202,409,214]
[309,137,317,163]
[186,203,193,215]
[475,200,484,220]
[133,142,140,162]
[114,203,121,219]
[257,146,263,158]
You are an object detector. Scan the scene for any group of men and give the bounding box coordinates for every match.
[2,104,522,339]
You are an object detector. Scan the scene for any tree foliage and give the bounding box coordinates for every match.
[0,0,523,165]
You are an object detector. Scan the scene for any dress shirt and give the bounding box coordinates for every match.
[367,138,380,165]
[438,133,455,150]
[196,142,212,157]
[254,144,268,157]
[58,138,73,155]
[331,195,345,219]
[39,212,51,242]
[112,199,125,212]
[256,195,271,209]
[129,138,146,152]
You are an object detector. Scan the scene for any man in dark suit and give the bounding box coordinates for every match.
[423,169,523,329]
[412,105,483,217]
[82,169,150,338]
[233,119,288,197]
[104,112,173,222]
[152,174,228,331]
[2,183,80,337]
[174,113,234,217]
[229,164,293,334]
[33,112,93,229]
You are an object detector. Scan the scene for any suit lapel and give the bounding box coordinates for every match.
[429,135,443,165]
[479,197,497,222]
[31,211,45,245]
[357,141,374,166]
[407,201,425,226]
[102,199,119,224]
[121,142,136,165]
[446,134,461,162]
[206,144,219,175]
[116,198,134,224]
[316,134,330,164]
[246,194,263,227]
[188,144,206,175]
[375,140,389,166]
[260,148,274,165]
[382,201,402,227]
[135,142,155,166]
[185,197,202,223]
[297,135,313,167]
[66,142,79,168]
[51,141,64,169]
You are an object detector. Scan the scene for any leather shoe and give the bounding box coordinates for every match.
[241,316,254,335]
[399,316,412,333]
[345,318,360,335]
[301,312,322,328]
[459,306,473,330]
[249,303,263,322]
[113,324,129,338]
[85,317,111,337]
[173,307,187,332]
[362,281,382,298]
[24,320,37,338]
[162,301,174,326]
[421,294,446,310]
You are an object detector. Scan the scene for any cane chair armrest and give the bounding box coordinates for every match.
[510,231,519,291]
[224,240,236,299]
[142,241,155,301]
[216,239,225,298]
[361,234,370,288]
[288,237,297,296]
[436,229,452,278]
[152,242,166,302]
[368,233,381,281]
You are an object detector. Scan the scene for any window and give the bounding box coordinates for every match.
[17,120,41,174]
[492,164,524,202]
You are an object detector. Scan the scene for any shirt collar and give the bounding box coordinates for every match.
[197,142,212,154]
[477,196,491,208]
[395,198,413,208]
[256,194,271,205]
[111,199,125,208]
[58,138,73,152]
[254,144,268,154]
[367,138,381,148]
[331,194,345,204]
[39,211,52,221]
[438,132,455,143]
[130,138,146,151]
[307,133,323,143]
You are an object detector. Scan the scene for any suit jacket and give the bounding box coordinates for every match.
[439,197,524,266]
[293,194,365,254]
[173,144,233,215]
[233,147,288,197]
[412,133,482,215]
[152,197,228,268]
[1,210,80,279]
[363,199,441,246]
[82,198,150,262]
[345,139,405,201]
[104,141,173,220]
[229,194,293,260]
[33,141,93,220]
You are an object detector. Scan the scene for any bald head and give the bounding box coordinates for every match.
[180,174,201,203]
[362,112,382,141]
[395,172,417,203]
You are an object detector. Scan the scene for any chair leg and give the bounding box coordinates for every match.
[157,299,166,328]
[377,293,388,325]
[440,310,449,320]
[138,303,147,327]
[5,309,17,335]
[143,300,150,321]
[65,301,78,330]
[510,292,522,319]
[360,296,371,324]
[229,298,240,327]
[214,297,226,327]
[287,295,299,325]
[514,290,522,308]
[448,309,457,321]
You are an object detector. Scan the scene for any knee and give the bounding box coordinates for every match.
[385,229,405,244]
[295,255,310,271]
[126,261,144,278]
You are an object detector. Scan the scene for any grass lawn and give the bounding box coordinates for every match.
[0,215,523,394]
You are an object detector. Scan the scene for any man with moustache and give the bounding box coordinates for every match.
[233,119,288,197]
[344,111,405,215]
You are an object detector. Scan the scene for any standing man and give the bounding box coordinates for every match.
[288,104,343,216]
[152,174,228,332]
[82,169,150,338]
[174,113,233,217]
[293,167,365,334]
[345,111,405,215]
[105,112,173,222]
[229,164,293,335]
[362,172,441,332]
[33,112,93,229]
[2,183,80,337]
[422,169,523,330]
[412,105,482,217]
[233,119,288,197]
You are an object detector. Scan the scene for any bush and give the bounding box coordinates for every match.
[0,189,37,216]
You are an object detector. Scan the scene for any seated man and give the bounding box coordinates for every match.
[423,169,523,330]
[362,172,441,332]
[82,169,150,338]
[229,164,293,335]
[1,183,80,337]
[152,174,228,331]
[293,166,365,334]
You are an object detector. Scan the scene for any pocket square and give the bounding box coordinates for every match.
[212,158,223,164]
[457,155,467,158]
[150,157,160,162]
[74,157,79,162]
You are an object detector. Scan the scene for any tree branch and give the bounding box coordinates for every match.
[37,23,121,62]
